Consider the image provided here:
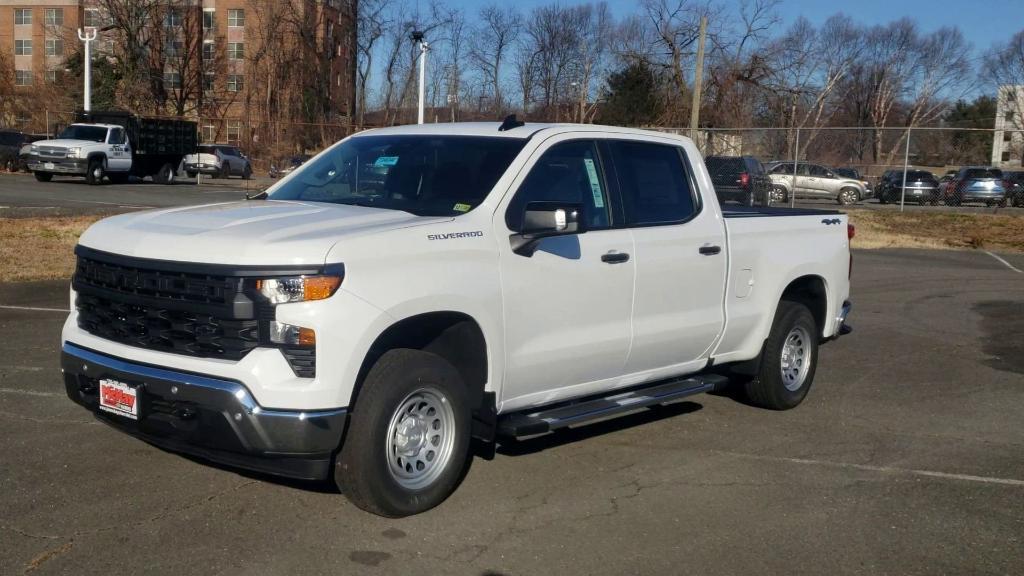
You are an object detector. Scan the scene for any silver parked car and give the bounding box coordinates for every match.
[943,167,1006,207]
[766,162,866,205]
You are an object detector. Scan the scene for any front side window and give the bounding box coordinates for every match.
[267,135,526,217]
[610,140,696,226]
[809,165,831,177]
[505,140,610,231]
[108,128,126,145]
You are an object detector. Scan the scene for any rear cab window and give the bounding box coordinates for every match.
[609,140,696,226]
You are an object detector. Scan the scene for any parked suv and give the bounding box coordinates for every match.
[1002,171,1024,207]
[704,155,771,206]
[944,167,1006,206]
[877,169,939,205]
[833,167,873,198]
[767,162,865,205]
[184,144,252,179]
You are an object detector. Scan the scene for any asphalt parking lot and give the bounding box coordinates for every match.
[1,248,1022,575]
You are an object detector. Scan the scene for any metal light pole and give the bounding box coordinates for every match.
[77,27,98,112]
[412,30,428,124]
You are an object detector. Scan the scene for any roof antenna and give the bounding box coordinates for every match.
[498,114,525,132]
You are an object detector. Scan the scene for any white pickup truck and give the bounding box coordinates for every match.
[61,121,852,517]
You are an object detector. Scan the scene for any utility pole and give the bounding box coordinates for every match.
[412,30,428,124]
[689,16,707,141]
[77,27,98,112]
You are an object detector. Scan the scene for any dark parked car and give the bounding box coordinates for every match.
[944,167,1006,206]
[1002,171,1024,207]
[0,129,27,171]
[877,169,940,205]
[269,154,312,178]
[704,155,771,206]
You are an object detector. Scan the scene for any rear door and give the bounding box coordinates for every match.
[607,138,727,376]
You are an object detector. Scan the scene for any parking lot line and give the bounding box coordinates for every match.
[0,387,60,397]
[0,305,69,312]
[984,251,1024,274]
[716,450,1024,488]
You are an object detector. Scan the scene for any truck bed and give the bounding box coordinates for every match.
[720,205,842,218]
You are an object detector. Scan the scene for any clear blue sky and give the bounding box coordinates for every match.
[446,0,1023,55]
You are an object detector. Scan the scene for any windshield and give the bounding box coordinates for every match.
[267,135,527,216]
[58,125,108,143]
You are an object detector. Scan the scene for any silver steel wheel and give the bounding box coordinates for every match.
[385,387,456,490]
[780,326,812,392]
[770,187,786,204]
[840,189,858,205]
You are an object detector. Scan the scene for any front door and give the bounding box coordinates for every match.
[106,127,131,172]
[497,137,635,409]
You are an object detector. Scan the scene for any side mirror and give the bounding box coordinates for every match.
[510,201,586,256]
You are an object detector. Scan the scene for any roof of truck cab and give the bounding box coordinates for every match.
[71,123,122,129]
[354,122,690,141]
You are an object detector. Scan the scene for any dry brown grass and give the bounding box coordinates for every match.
[0,210,1021,283]
[0,215,104,282]
[848,209,1024,253]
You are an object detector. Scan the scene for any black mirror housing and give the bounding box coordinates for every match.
[511,201,586,256]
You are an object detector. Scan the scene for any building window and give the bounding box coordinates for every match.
[228,42,244,60]
[44,8,63,26]
[202,124,216,143]
[164,9,182,28]
[15,70,33,86]
[15,9,32,25]
[46,39,64,56]
[46,69,62,83]
[1007,111,1016,122]
[226,121,241,142]
[1005,131,1013,142]
[227,74,243,92]
[164,72,181,89]
[1002,151,1011,163]
[203,73,215,92]
[203,9,216,30]
[84,9,101,28]
[166,40,184,58]
[202,41,215,60]
[15,40,32,56]
[228,9,245,27]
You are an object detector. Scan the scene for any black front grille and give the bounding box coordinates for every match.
[75,255,237,306]
[76,293,259,360]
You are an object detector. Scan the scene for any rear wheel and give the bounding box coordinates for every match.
[85,159,105,185]
[744,301,819,410]
[242,165,252,180]
[335,349,471,517]
[770,186,788,205]
[837,187,859,205]
[156,163,175,185]
[34,171,52,182]
[219,163,230,179]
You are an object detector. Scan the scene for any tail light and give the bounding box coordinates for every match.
[847,223,855,239]
[739,172,750,189]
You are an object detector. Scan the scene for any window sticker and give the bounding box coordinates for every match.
[374,155,399,167]
[453,203,471,213]
[583,158,605,208]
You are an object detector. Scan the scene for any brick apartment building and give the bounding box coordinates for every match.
[1,0,357,147]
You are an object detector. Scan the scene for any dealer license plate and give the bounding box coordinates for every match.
[44,162,55,170]
[98,379,140,420]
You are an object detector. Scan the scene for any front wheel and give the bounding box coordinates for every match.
[837,187,859,205]
[744,300,819,410]
[335,349,471,517]
[85,159,105,185]
[769,186,788,205]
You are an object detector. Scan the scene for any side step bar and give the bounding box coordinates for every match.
[497,374,730,437]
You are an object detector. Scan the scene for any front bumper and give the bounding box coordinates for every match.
[62,342,347,480]
[28,157,87,174]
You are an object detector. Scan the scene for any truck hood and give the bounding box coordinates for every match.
[78,200,451,266]
[32,138,99,148]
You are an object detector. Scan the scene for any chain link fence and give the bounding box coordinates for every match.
[657,127,1024,211]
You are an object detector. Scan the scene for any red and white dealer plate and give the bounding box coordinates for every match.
[98,379,139,420]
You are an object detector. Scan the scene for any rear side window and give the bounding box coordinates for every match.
[705,156,744,177]
[610,140,695,226]
[506,140,611,231]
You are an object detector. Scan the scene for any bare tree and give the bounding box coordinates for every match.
[356,0,391,125]
[469,5,521,114]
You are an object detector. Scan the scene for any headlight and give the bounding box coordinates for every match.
[67,147,82,158]
[30,144,39,153]
[255,275,342,304]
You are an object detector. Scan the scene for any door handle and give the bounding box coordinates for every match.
[699,245,721,256]
[601,252,630,264]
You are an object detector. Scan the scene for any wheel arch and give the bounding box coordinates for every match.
[778,274,828,338]
[353,311,494,439]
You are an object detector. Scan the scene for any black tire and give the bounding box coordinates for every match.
[335,349,471,517]
[34,171,52,182]
[877,190,888,204]
[242,165,252,180]
[837,187,859,205]
[744,300,819,411]
[156,163,175,185]
[770,186,788,205]
[85,159,105,185]
[108,173,129,184]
